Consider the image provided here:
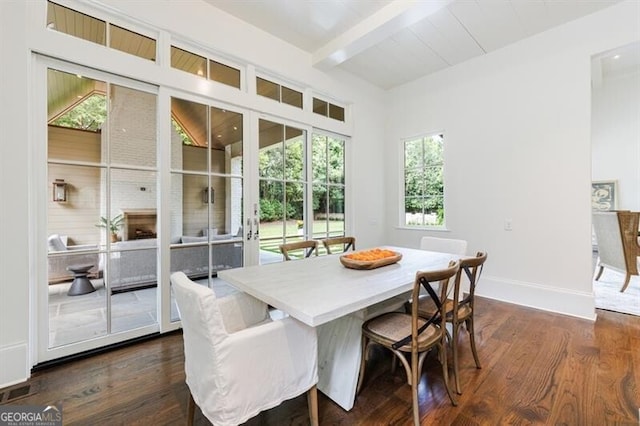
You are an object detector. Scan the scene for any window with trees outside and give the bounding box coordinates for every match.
[403,133,444,227]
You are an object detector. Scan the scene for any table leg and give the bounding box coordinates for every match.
[316,295,408,411]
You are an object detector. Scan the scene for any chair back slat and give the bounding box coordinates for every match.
[322,236,356,254]
[279,240,319,261]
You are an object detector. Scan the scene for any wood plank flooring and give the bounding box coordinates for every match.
[1,297,639,425]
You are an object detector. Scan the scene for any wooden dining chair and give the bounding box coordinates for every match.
[406,251,488,394]
[279,240,319,261]
[322,236,355,254]
[356,261,460,425]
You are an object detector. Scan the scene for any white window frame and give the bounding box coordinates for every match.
[399,132,447,230]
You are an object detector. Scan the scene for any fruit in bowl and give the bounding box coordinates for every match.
[343,248,397,261]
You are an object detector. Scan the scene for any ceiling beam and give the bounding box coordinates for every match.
[312,0,454,70]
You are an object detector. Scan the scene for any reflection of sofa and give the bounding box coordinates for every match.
[48,232,244,292]
[47,234,100,284]
[106,235,243,292]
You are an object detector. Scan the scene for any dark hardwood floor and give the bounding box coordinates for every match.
[2,297,639,425]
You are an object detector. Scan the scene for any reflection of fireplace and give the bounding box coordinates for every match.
[122,209,157,240]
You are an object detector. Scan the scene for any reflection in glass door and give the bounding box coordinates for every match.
[169,97,244,321]
[45,66,158,352]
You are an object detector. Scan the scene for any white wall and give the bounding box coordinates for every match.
[0,0,386,387]
[0,0,31,388]
[592,64,640,210]
[385,1,639,319]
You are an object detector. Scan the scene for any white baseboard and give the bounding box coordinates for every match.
[478,275,596,321]
[0,342,29,388]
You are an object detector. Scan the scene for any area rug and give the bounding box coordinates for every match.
[593,268,640,316]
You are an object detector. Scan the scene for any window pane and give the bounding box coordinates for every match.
[285,182,304,238]
[171,46,207,77]
[328,186,345,237]
[48,164,105,246]
[312,183,328,238]
[284,126,304,181]
[424,134,443,166]
[210,107,243,174]
[282,86,303,109]
[404,139,423,169]
[109,169,157,242]
[109,85,157,167]
[259,120,284,180]
[312,134,327,183]
[313,98,328,116]
[171,97,208,171]
[209,60,240,88]
[256,77,280,101]
[329,103,345,121]
[424,166,443,196]
[328,138,345,184]
[47,1,106,46]
[259,180,285,256]
[404,168,424,197]
[48,89,105,162]
[109,24,156,61]
[423,196,444,226]
[179,173,209,237]
[48,69,107,137]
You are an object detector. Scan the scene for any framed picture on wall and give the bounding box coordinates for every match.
[591,180,617,211]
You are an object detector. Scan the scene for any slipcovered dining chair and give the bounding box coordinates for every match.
[406,252,488,394]
[170,272,319,426]
[593,211,640,292]
[356,261,460,426]
[420,236,467,255]
[322,236,356,254]
[279,240,319,261]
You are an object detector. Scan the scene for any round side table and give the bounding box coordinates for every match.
[66,263,96,296]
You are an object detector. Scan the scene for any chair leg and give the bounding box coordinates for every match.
[307,385,319,426]
[620,273,632,292]
[439,342,458,406]
[356,335,369,395]
[186,390,195,426]
[467,317,481,369]
[594,265,604,281]
[411,352,420,426]
[452,322,461,395]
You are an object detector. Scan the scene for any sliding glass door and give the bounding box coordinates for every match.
[168,97,245,321]
[43,61,159,358]
[253,118,348,263]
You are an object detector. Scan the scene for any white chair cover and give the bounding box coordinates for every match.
[171,272,318,426]
[419,236,467,255]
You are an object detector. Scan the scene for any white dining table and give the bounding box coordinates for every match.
[218,245,457,411]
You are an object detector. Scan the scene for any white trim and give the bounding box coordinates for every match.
[478,276,596,321]
[0,343,29,387]
[395,226,451,232]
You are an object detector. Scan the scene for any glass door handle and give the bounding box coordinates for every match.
[254,218,259,240]
[246,218,252,241]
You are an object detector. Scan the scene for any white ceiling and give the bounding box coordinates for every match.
[203,0,624,89]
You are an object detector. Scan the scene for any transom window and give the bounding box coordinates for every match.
[402,133,444,227]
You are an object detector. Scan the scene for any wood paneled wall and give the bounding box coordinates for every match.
[47,126,101,246]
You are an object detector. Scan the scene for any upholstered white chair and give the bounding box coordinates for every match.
[419,236,467,255]
[593,211,640,292]
[170,272,319,426]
